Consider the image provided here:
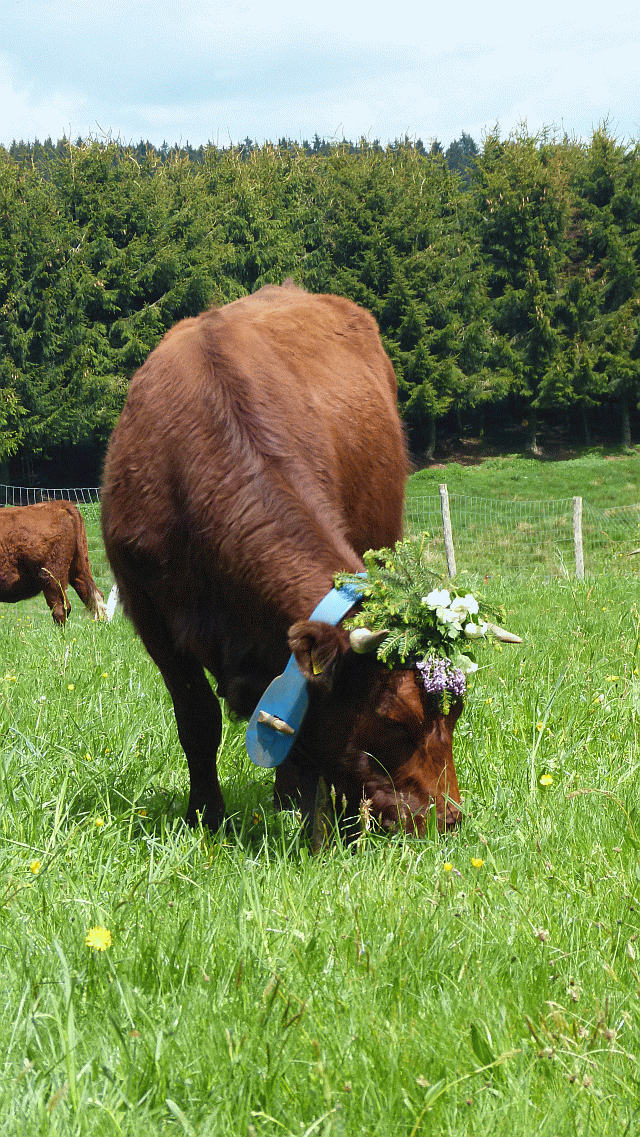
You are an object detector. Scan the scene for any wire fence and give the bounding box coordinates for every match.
[405,493,640,578]
[0,486,101,506]
[1,484,639,586]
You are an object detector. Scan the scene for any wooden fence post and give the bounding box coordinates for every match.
[573,496,584,579]
[439,483,457,578]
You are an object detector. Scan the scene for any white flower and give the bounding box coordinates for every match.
[424,588,451,610]
[450,596,469,617]
[464,621,486,639]
[436,605,461,628]
[456,654,479,675]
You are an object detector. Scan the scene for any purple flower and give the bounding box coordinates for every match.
[416,655,466,699]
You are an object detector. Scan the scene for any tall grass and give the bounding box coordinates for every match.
[0,455,638,1134]
[0,574,638,1135]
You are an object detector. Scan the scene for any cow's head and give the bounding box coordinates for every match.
[284,620,463,836]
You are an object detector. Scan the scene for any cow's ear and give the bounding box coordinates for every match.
[288,621,348,687]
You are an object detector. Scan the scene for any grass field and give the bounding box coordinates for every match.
[407,447,640,507]
[0,454,639,1135]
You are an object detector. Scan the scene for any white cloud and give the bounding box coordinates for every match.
[1,0,639,148]
[0,55,90,142]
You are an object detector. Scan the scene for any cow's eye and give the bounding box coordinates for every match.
[375,713,415,742]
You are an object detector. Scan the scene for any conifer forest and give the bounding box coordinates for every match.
[1,127,639,482]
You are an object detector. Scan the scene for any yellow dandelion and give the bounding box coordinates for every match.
[94,817,105,828]
[605,675,619,682]
[84,753,92,762]
[102,672,108,678]
[29,860,41,875]
[536,722,543,731]
[539,774,554,786]
[67,683,75,691]
[471,857,484,868]
[85,925,112,952]
[443,862,453,872]
[104,748,110,755]
[252,811,260,826]
[138,809,147,817]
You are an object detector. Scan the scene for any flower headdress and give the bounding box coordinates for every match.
[335,536,507,712]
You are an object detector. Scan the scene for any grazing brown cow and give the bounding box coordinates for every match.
[101,282,462,835]
[0,501,106,624]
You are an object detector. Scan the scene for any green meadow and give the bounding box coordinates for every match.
[0,454,639,1135]
[407,447,640,508]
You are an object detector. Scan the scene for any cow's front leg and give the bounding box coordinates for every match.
[274,753,320,831]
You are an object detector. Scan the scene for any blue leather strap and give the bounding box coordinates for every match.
[245,577,365,768]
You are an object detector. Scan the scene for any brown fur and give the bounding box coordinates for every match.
[101,284,461,832]
[0,501,106,624]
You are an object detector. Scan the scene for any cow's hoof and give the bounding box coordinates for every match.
[185,803,226,832]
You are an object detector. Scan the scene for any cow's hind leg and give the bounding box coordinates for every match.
[69,550,105,618]
[40,574,71,624]
[170,658,226,829]
[124,586,226,829]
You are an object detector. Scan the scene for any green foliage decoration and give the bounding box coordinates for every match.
[335,537,497,708]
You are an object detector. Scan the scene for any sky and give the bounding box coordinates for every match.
[2,0,639,152]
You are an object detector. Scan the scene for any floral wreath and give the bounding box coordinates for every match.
[335,536,504,713]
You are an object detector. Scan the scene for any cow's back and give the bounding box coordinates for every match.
[102,285,407,626]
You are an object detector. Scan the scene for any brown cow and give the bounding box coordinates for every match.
[0,501,106,624]
[101,282,462,835]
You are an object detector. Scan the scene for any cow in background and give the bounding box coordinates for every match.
[0,501,106,624]
[101,282,462,836]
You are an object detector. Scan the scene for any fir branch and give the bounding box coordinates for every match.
[335,535,498,673]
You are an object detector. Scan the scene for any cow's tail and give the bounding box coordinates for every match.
[65,503,107,621]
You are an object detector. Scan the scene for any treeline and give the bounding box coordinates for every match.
[0,127,638,483]
[7,131,477,175]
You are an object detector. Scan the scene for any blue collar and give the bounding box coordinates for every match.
[245,576,365,768]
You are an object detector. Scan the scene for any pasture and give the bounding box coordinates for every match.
[0,460,639,1135]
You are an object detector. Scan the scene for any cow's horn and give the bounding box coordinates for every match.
[349,627,389,654]
[257,710,295,735]
[486,621,523,644]
[629,548,640,556]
